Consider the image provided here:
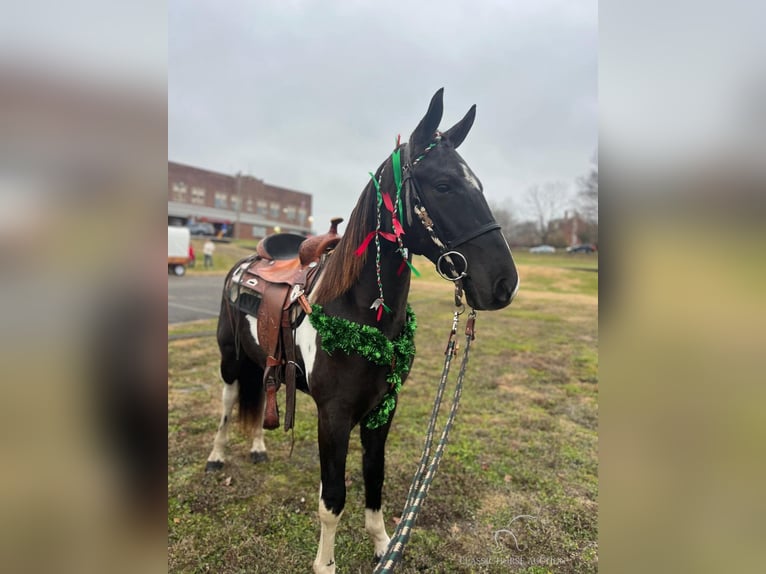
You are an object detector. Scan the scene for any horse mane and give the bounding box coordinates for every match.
[312,179,378,305]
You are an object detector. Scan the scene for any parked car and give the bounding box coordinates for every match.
[187,222,216,236]
[530,245,556,253]
[566,244,596,254]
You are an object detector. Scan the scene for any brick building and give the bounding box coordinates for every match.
[168,161,313,239]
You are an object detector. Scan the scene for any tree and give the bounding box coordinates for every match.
[577,157,598,224]
[488,199,517,236]
[575,153,598,245]
[525,182,569,245]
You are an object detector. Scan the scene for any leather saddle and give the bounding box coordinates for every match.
[228,218,343,431]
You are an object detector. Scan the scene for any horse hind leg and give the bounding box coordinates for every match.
[205,378,239,471]
[248,384,268,463]
[361,420,393,561]
[207,306,241,471]
[234,356,269,464]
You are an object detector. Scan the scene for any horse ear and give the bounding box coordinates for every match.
[442,104,476,149]
[410,88,444,152]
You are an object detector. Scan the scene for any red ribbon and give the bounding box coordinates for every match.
[354,231,377,257]
[376,305,384,322]
[382,192,394,213]
[397,260,407,276]
[355,230,398,257]
[392,217,405,238]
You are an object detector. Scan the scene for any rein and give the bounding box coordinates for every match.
[369,134,499,570]
[373,303,478,574]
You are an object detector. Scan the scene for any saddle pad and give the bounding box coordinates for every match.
[233,291,261,316]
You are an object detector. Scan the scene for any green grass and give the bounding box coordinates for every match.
[169,255,598,573]
[187,239,256,276]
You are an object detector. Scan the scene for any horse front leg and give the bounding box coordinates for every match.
[313,411,351,574]
[205,379,238,471]
[361,418,394,561]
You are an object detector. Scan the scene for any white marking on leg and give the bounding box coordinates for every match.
[460,162,481,191]
[365,508,391,558]
[245,314,259,345]
[314,496,342,574]
[207,380,239,464]
[250,386,267,454]
[295,318,318,387]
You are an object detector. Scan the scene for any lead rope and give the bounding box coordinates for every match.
[373,296,477,574]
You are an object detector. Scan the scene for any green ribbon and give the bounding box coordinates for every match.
[369,171,382,206]
[406,259,421,277]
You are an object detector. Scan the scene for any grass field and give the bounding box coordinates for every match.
[168,251,598,573]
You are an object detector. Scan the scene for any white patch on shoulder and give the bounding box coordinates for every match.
[295,318,318,387]
[245,315,259,345]
[460,162,481,191]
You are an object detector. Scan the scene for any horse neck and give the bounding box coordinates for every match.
[357,239,410,305]
[346,193,412,333]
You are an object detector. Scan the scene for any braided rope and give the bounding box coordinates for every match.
[411,133,441,166]
[373,310,477,573]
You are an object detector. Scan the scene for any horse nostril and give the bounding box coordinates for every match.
[494,278,513,303]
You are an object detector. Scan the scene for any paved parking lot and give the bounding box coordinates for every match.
[168,275,224,323]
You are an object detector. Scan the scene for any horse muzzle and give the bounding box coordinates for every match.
[456,230,518,311]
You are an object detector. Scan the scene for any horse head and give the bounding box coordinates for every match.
[401,88,519,310]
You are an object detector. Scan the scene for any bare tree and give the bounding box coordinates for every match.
[577,154,598,223]
[488,198,517,236]
[525,182,569,245]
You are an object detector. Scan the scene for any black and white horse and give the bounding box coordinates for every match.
[206,89,518,573]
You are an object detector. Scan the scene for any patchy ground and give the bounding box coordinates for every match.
[168,251,598,573]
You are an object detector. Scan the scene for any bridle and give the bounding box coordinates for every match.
[399,133,502,285]
[361,132,503,318]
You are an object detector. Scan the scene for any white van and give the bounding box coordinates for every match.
[168,226,192,276]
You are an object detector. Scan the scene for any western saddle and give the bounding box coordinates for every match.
[227,218,343,431]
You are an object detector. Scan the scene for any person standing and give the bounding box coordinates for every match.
[203,239,215,269]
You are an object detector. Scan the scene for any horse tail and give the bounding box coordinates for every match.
[217,289,264,435]
[237,357,264,434]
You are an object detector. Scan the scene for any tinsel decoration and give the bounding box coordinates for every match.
[308,303,417,429]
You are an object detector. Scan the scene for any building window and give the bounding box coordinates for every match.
[251,225,267,238]
[191,187,206,205]
[269,202,281,219]
[256,200,268,216]
[214,191,228,209]
[230,195,241,211]
[246,198,253,212]
[172,182,188,202]
[285,205,297,221]
[298,207,308,226]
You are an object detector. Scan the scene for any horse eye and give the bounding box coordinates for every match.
[435,183,450,193]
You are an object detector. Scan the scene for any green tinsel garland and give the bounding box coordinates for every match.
[308,303,417,429]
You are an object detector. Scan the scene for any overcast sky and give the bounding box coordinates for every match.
[169,0,597,230]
